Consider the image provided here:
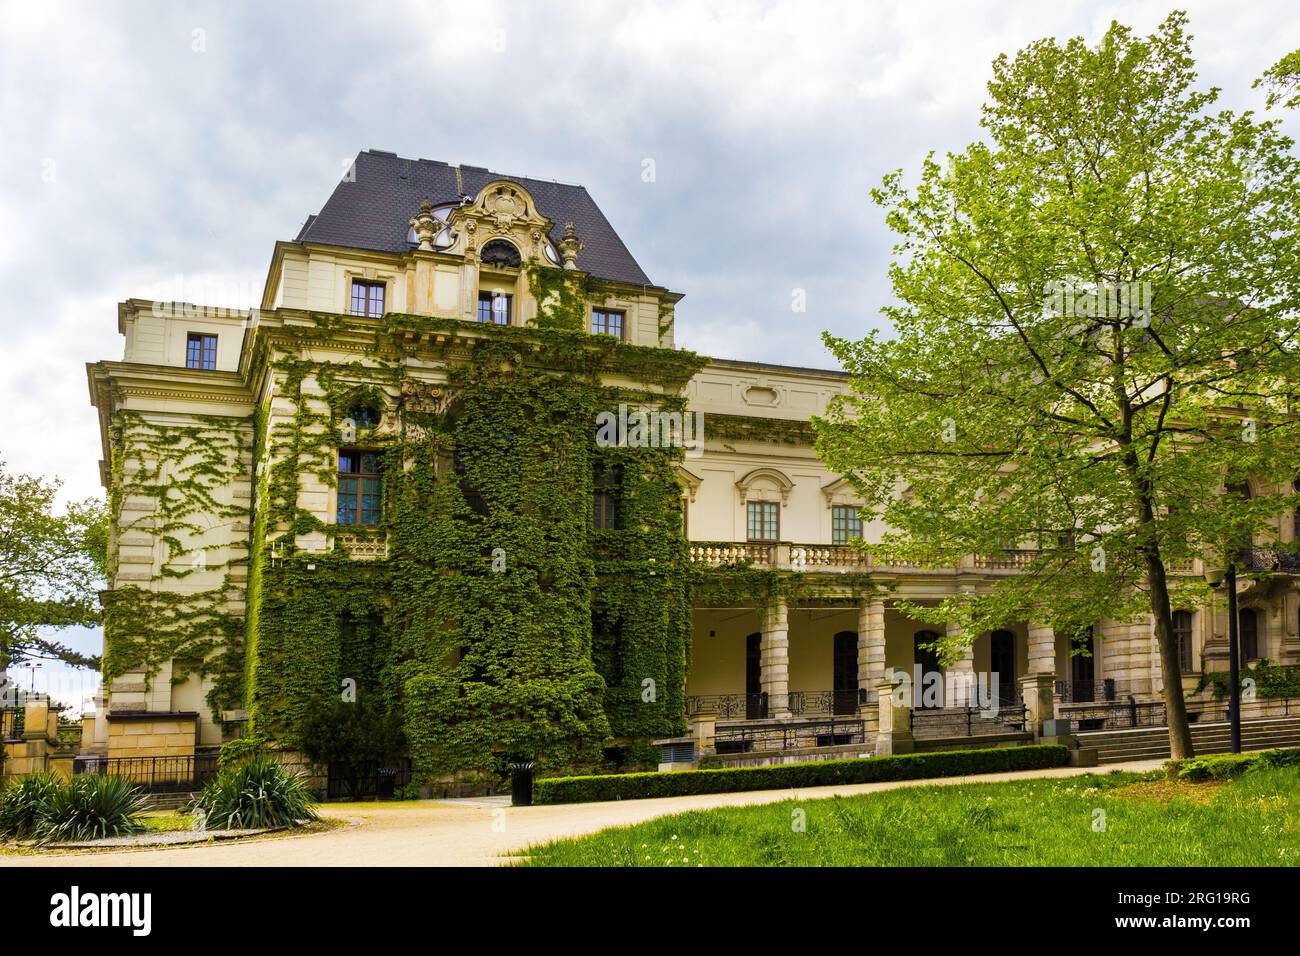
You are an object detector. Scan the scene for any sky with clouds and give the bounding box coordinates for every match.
[3,0,1298,701]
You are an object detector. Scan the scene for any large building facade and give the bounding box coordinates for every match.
[85,151,1300,778]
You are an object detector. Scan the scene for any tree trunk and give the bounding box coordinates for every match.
[1144,548,1195,758]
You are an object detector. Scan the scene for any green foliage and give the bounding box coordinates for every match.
[533,744,1069,804]
[236,307,706,783]
[1166,746,1300,782]
[217,734,269,771]
[814,14,1300,756]
[0,774,148,844]
[524,766,1300,867]
[526,265,589,330]
[1257,49,1300,110]
[195,754,318,828]
[101,412,251,716]
[0,461,107,671]
[0,772,63,839]
[299,697,405,799]
[1200,661,1300,700]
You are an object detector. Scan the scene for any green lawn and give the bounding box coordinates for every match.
[521,767,1300,866]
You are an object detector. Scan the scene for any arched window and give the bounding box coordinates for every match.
[480,239,521,268]
[1172,610,1194,674]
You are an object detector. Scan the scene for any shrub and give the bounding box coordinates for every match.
[196,755,318,829]
[30,775,147,844]
[0,772,63,840]
[298,697,405,800]
[533,744,1070,805]
[217,734,268,772]
[1166,746,1300,782]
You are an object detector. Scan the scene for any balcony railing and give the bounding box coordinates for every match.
[688,542,1207,576]
[333,532,389,561]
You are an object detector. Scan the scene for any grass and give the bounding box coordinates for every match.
[520,766,1300,866]
[139,813,195,833]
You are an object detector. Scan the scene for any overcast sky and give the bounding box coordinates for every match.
[3,0,1298,700]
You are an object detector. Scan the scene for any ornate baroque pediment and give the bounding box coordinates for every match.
[444,180,556,262]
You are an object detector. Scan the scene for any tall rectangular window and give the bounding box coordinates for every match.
[747,501,779,542]
[185,333,218,370]
[1172,610,1194,673]
[477,291,511,325]
[337,449,382,526]
[593,465,621,529]
[591,308,624,339]
[831,505,862,545]
[350,280,385,317]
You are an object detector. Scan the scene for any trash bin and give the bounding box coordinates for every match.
[376,766,398,799]
[509,760,535,807]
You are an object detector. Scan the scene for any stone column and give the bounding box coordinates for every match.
[687,708,716,758]
[761,597,791,718]
[874,677,913,755]
[1019,673,1057,739]
[857,598,887,696]
[947,621,976,705]
[1027,620,1056,676]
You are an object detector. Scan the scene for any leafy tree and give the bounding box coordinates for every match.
[816,13,1300,758]
[298,696,405,799]
[0,461,107,673]
[1257,49,1300,110]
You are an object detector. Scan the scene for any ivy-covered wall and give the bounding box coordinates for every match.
[102,411,252,716]
[237,304,706,781]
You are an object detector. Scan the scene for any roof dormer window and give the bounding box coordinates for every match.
[480,239,521,268]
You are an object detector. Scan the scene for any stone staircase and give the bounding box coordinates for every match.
[140,791,199,812]
[1080,716,1300,763]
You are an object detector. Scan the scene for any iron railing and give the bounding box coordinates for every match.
[326,758,413,799]
[687,689,870,720]
[1,707,24,740]
[1060,697,1167,732]
[72,753,220,793]
[1054,678,1127,703]
[713,718,866,755]
[909,704,1029,739]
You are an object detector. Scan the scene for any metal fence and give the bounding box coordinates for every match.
[1,707,24,740]
[72,753,220,793]
[326,758,413,799]
[1059,697,1167,732]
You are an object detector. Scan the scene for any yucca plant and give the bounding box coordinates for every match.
[0,772,63,840]
[31,775,147,844]
[196,755,318,829]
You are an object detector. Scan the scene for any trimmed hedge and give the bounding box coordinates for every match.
[533,744,1070,805]
[1165,746,1300,783]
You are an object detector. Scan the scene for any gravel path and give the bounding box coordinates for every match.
[0,759,1166,867]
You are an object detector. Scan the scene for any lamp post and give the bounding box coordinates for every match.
[1204,563,1242,753]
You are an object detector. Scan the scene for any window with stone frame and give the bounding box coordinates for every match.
[350,279,386,317]
[831,504,862,545]
[1172,609,1194,673]
[337,449,382,526]
[747,501,779,542]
